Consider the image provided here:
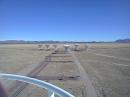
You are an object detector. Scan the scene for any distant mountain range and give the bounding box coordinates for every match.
[115,38,130,43]
[0,40,87,44]
[0,38,130,44]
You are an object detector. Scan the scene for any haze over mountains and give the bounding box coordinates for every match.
[0,38,130,44]
[115,39,130,43]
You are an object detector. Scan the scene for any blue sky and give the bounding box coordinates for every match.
[0,0,130,41]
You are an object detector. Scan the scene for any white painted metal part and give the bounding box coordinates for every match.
[0,73,75,97]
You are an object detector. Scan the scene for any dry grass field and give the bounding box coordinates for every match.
[0,43,130,97]
[0,44,50,74]
[0,44,85,97]
[0,44,52,96]
[76,43,130,97]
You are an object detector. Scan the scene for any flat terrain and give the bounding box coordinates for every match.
[76,43,130,97]
[0,44,51,97]
[0,43,130,97]
[0,44,50,74]
[13,51,85,97]
[0,44,86,97]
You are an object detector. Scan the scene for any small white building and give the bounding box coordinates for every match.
[74,44,79,51]
[63,44,70,52]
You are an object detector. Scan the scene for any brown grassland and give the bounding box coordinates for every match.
[0,43,130,97]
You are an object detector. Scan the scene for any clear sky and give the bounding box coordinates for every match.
[0,0,130,41]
